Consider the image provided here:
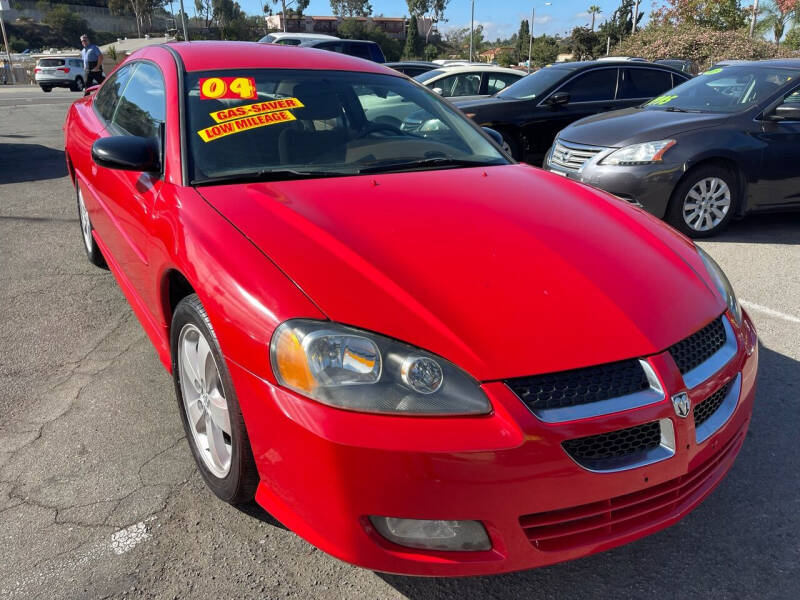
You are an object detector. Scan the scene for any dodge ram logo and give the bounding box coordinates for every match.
[671,392,691,418]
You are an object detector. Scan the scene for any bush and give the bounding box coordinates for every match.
[615,24,799,70]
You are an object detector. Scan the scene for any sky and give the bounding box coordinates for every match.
[237,0,661,41]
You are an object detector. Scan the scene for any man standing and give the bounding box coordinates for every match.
[80,34,105,87]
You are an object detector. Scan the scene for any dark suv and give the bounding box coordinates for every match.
[454,61,690,164]
[300,39,386,63]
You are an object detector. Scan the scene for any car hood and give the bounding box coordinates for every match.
[559,108,729,148]
[197,165,723,380]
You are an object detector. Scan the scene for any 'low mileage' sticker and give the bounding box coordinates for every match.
[197,110,296,142]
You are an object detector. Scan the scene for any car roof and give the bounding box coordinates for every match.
[714,58,800,68]
[265,32,338,40]
[427,65,523,75]
[384,61,439,68]
[163,41,393,74]
[300,39,378,47]
[547,60,685,74]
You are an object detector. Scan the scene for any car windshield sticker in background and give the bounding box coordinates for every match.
[209,97,305,123]
[199,77,258,100]
[648,94,679,106]
[702,68,724,75]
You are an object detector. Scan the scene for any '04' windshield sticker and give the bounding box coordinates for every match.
[197,110,296,142]
[209,97,305,124]
[648,94,679,106]
[199,77,257,100]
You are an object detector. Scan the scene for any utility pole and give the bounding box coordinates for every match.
[527,8,534,74]
[178,0,189,40]
[632,0,640,34]
[469,0,474,62]
[0,1,15,84]
[749,0,760,38]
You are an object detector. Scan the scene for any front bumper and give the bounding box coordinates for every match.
[544,146,684,219]
[230,311,758,576]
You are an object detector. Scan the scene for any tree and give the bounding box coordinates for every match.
[330,0,372,17]
[530,34,558,66]
[785,25,800,48]
[588,5,602,31]
[569,26,600,59]
[515,18,530,63]
[651,0,749,30]
[423,43,438,60]
[403,15,420,59]
[596,0,642,49]
[109,0,166,37]
[757,1,799,45]
[194,0,213,29]
[443,24,483,58]
[407,0,449,42]
[265,0,310,23]
[43,4,90,42]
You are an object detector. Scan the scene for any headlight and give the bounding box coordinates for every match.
[270,320,491,415]
[600,140,676,166]
[696,246,742,325]
[419,118,446,133]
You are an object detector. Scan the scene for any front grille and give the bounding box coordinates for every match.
[520,429,745,552]
[694,381,732,427]
[669,316,726,375]
[549,140,605,172]
[506,359,649,412]
[562,421,661,464]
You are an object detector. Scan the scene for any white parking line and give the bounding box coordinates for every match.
[741,300,800,325]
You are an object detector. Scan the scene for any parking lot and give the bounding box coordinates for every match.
[1,85,798,599]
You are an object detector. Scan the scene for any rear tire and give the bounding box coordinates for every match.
[171,294,259,505]
[71,76,84,92]
[76,183,107,268]
[41,86,52,93]
[666,165,737,238]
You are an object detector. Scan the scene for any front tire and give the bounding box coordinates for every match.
[76,183,107,268]
[499,131,521,160]
[666,165,737,238]
[171,294,258,505]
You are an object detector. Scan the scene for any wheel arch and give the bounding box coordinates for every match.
[678,155,747,217]
[162,268,196,339]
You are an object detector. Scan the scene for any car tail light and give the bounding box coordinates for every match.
[34,68,41,73]
[59,67,70,73]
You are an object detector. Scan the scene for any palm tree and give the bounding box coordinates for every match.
[588,5,602,32]
[758,1,797,46]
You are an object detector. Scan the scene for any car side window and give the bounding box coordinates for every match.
[316,42,344,53]
[348,43,372,60]
[433,73,481,97]
[94,64,134,124]
[486,73,521,95]
[111,62,166,140]
[558,68,618,102]
[619,68,674,99]
[782,88,800,105]
[275,39,301,46]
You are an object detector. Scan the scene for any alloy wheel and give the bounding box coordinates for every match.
[77,187,93,253]
[682,177,731,232]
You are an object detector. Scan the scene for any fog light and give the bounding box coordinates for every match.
[369,516,491,551]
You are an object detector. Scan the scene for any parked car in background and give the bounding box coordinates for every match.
[414,65,525,102]
[299,39,385,63]
[655,58,699,75]
[34,56,86,92]
[544,60,800,237]
[384,61,440,77]
[454,61,690,163]
[258,32,339,45]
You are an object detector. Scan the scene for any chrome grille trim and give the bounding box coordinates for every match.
[524,359,664,424]
[549,139,608,173]
[695,373,741,444]
[681,316,738,389]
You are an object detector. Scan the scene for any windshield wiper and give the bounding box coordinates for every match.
[663,106,706,113]
[357,157,504,174]
[192,168,357,186]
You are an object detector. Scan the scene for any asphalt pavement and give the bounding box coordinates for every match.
[1,87,799,599]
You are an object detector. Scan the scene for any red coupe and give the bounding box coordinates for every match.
[64,42,759,576]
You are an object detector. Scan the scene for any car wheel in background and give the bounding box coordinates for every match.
[499,131,520,160]
[41,86,52,93]
[666,165,736,238]
[171,294,259,505]
[71,76,84,92]
[76,183,107,268]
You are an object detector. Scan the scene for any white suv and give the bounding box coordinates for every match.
[34,57,86,92]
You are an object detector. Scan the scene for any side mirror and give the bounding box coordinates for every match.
[482,127,504,147]
[546,91,570,107]
[771,103,800,121]
[92,136,161,173]
[84,84,100,97]
[432,87,443,95]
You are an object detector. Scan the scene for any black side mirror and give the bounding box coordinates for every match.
[546,91,570,107]
[770,103,800,121]
[92,136,161,173]
[482,127,504,147]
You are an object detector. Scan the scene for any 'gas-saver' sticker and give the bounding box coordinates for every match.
[648,94,679,106]
[702,68,723,75]
[197,110,296,142]
[209,97,305,123]
[199,77,257,100]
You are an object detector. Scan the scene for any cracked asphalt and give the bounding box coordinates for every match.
[1,87,799,599]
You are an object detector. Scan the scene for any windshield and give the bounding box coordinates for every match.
[642,66,799,113]
[38,58,65,67]
[496,67,568,100]
[185,70,508,183]
[414,69,447,83]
